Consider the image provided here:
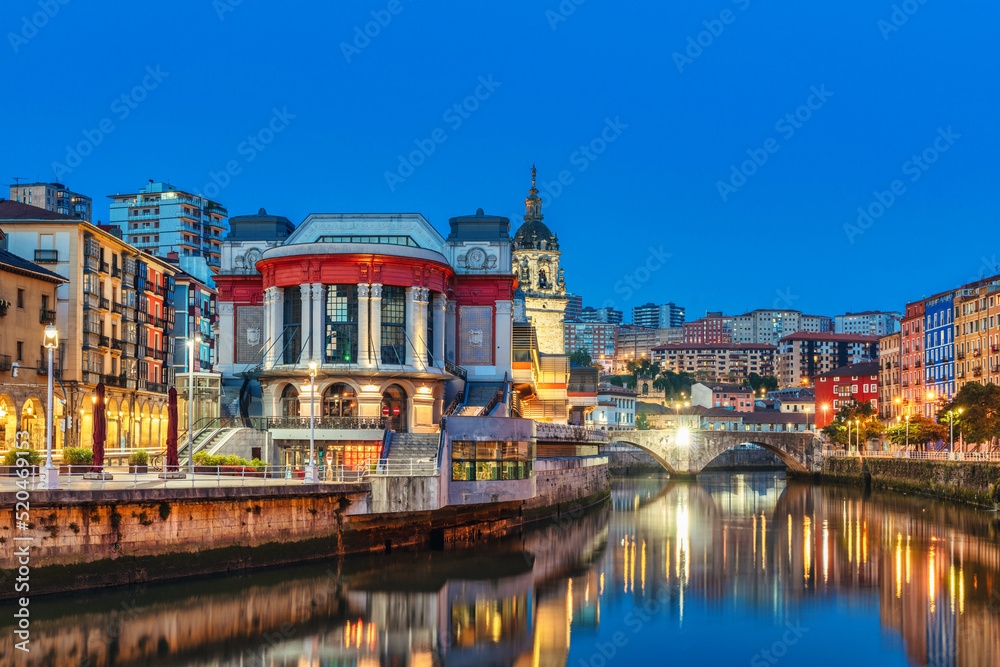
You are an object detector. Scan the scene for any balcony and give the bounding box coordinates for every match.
[99,261,109,274]
[958,371,966,379]
[39,308,55,325]
[99,297,110,310]
[147,382,168,394]
[958,352,966,360]
[902,364,909,370]
[111,265,121,278]
[914,360,922,368]
[155,317,168,329]
[974,349,982,357]
[102,373,126,388]
[0,355,10,372]
[33,249,59,263]
[265,416,387,431]
[112,301,123,315]
[974,368,983,377]
[111,338,124,352]
[993,345,999,354]
[98,335,110,348]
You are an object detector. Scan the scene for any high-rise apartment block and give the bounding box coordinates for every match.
[732,309,832,346]
[9,182,92,222]
[834,311,900,336]
[632,302,684,328]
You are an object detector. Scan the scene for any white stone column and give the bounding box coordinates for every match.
[311,283,325,365]
[445,300,457,364]
[495,300,513,374]
[369,284,382,366]
[414,288,428,369]
[433,293,446,369]
[405,287,419,367]
[357,284,371,368]
[264,287,283,368]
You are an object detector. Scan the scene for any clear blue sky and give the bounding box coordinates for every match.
[3,0,997,320]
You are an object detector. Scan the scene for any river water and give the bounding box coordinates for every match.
[4,472,1000,666]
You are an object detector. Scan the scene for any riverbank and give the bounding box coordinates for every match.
[0,462,610,599]
[819,455,1000,508]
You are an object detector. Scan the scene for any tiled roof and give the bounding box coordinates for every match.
[695,382,752,393]
[0,249,66,283]
[815,361,879,378]
[0,199,78,221]
[778,331,879,343]
[652,342,776,352]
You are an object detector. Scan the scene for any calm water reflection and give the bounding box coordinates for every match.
[4,473,1000,666]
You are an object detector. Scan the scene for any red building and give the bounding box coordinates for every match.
[682,311,733,344]
[814,361,879,428]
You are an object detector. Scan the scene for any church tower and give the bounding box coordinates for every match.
[512,166,568,354]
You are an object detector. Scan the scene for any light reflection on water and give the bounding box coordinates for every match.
[3,472,1000,666]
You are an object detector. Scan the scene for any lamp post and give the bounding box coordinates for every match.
[187,335,200,476]
[847,420,852,452]
[904,414,910,451]
[855,419,860,451]
[42,325,60,489]
[305,361,318,483]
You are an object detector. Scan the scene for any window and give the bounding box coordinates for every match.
[324,285,358,364]
[381,285,406,364]
[316,235,420,247]
[16,341,23,361]
[16,289,24,309]
[452,440,534,481]
[282,286,302,364]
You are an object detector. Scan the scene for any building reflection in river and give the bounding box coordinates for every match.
[3,473,1000,666]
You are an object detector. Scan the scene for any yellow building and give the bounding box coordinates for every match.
[0,201,179,456]
[0,230,67,452]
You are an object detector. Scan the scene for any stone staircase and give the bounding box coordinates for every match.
[386,432,440,460]
[456,381,505,416]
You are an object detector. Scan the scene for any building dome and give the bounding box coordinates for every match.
[513,220,558,250]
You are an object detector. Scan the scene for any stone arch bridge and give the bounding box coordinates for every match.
[608,429,821,475]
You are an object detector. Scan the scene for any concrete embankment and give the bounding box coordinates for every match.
[0,461,610,598]
[819,456,1000,508]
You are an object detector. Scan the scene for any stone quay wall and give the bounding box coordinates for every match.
[820,456,1000,508]
[0,461,611,598]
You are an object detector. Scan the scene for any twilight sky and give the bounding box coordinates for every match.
[3,0,997,321]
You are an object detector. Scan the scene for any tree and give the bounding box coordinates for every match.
[569,348,592,367]
[744,373,780,395]
[635,411,652,430]
[821,400,883,447]
[940,382,1000,449]
[885,415,948,449]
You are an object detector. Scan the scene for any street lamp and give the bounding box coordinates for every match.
[305,362,319,483]
[41,325,60,489]
[904,414,910,451]
[855,419,860,451]
[187,335,201,476]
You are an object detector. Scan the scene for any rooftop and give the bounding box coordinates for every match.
[0,199,79,221]
[0,248,67,283]
[815,361,879,379]
[778,331,879,344]
[652,342,776,352]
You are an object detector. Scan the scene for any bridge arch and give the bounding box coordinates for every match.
[608,428,816,475]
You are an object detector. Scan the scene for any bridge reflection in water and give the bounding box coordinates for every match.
[3,474,1000,666]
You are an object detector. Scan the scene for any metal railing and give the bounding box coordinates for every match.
[535,422,610,443]
[265,416,387,430]
[39,308,55,324]
[365,457,438,476]
[443,394,462,417]
[445,359,467,380]
[33,249,58,263]
[479,390,504,417]
[820,449,1000,462]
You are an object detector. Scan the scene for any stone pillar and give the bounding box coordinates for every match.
[433,293,446,369]
[445,300,457,364]
[264,287,283,368]
[300,287,312,367]
[357,284,371,368]
[495,300,513,375]
[369,284,382,366]
[414,288,428,369]
[311,283,325,365]
[405,287,418,367]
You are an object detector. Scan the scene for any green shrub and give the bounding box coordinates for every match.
[128,450,149,466]
[4,448,42,466]
[991,481,1000,505]
[249,458,266,471]
[63,447,94,465]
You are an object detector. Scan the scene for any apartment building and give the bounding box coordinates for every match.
[109,180,227,281]
[878,332,901,424]
[682,311,733,344]
[0,200,178,453]
[777,331,878,388]
[835,310,900,336]
[732,309,833,346]
[632,302,685,328]
[580,306,623,324]
[9,181,92,222]
[814,361,879,429]
[651,342,776,383]
[564,320,617,370]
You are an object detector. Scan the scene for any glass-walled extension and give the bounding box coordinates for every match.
[451,440,535,481]
[177,372,221,429]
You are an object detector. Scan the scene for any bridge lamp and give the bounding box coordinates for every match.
[677,427,690,447]
[41,324,60,489]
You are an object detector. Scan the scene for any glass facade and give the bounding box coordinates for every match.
[282,286,302,364]
[381,286,406,364]
[451,440,534,481]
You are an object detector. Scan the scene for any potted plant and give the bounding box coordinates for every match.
[129,449,149,473]
[61,447,93,474]
[2,448,42,477]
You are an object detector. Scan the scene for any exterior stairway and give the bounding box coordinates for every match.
[456,381,505,416]
[386,432,440,461]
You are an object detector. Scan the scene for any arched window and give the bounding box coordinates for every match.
[281,384,299,417]
[325,285,358,364]
[323,383,356,418]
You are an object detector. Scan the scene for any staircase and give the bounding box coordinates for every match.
[456,381,505,416]
[386,432,440,460]
[179,428,235,465]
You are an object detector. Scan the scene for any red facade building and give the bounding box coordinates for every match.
[682,312,733,344]
[814,361,879,428]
